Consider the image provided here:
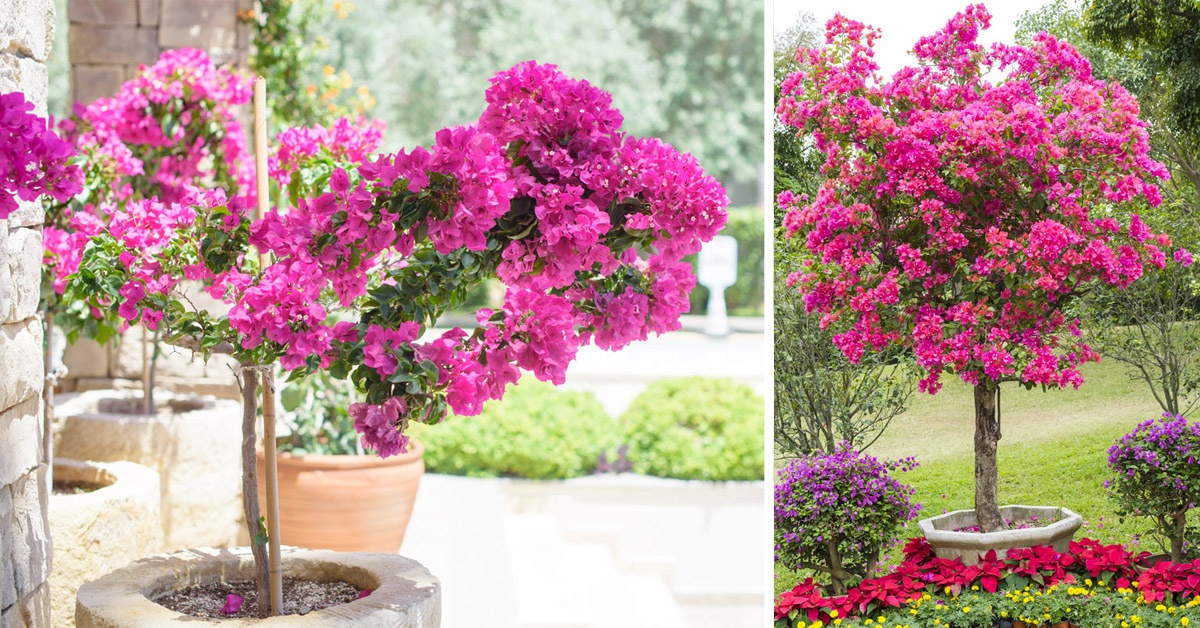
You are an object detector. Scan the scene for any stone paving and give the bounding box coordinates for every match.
[400,325,768,628]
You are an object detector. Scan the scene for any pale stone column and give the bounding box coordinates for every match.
[0,0,58,625]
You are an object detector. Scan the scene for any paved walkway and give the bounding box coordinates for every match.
[400,325,768,627]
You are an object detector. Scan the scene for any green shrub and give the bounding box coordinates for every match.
[410,380,616,479]
[687,206,764,316]
[618,377,763,481]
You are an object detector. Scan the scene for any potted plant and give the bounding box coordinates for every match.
[261,370,425,553]
[67,54,728,622]
[778,6,1179,557]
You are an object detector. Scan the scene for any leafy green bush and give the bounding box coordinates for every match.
[618,377,763,481]
[410,380,616,479]
[688,206,764,316]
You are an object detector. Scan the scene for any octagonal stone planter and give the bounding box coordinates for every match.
[75,547,440,627]
[918,505,1083,565]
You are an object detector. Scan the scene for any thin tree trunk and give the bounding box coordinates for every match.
[1172,510,1187,563]
[238,367,269,617]
[141,330,151,415]
[974,384,1005,533]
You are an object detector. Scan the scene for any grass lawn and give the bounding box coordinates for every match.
[774,358,1182,596]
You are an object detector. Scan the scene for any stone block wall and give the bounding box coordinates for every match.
[0,1,57,625]
[67,0,252,106]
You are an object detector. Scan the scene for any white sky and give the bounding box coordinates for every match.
[773,0,1056,76]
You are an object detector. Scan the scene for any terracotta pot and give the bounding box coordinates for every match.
[75,546,440,627]
[257,440,424,553]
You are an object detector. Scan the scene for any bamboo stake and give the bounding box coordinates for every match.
[253,76,284,617]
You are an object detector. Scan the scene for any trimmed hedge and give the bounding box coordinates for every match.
[619,377,763,481]
[411,380,616,479]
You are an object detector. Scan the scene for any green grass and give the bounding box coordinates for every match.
[774,358,1178,596]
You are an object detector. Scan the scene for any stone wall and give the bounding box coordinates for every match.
[68,0,252,106]
[0,1,57,625]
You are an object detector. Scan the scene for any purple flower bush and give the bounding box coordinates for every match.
[774,444,921,595]
[0,92,81,219]
[1107,413,1200,561]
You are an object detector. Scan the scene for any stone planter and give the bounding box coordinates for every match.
[55,390,244,549]
[257,441,425,553]
[49,458,163,628]
[75,547,441,627]
[918,505,1083,565]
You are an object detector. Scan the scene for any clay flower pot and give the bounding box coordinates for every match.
[75,546,440,627]
[257,440,424,553]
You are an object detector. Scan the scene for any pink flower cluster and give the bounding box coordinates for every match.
[778,5,1178,394]
[62,48,253,206]
[269,116,386,186]
[87,60,727,457]
[0,92,81,219]
[252,62,725,455]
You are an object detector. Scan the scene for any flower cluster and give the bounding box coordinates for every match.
[775,445,921,594]
[269,116,386,187]
[67,60,728,458]
[777,5,1180,394]
[60,48,254,206]
[0,92,81,219]
[1107,414,1200,560]
[45,47,253,330]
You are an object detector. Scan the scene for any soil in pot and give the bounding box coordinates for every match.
[154,577,366,619]
[52,478,104,495]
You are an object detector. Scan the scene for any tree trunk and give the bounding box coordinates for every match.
[238,368,270,616]
[974,384,1005,533]
[1172,509,1187,563]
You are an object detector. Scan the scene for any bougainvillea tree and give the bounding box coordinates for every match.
[64,59,727,613]
[777,4,1182,532]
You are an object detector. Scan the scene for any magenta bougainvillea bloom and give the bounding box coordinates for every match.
[0,92,81,219]
[63,59,728,459]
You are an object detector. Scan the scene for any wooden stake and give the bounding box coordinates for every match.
[253,76,284,616]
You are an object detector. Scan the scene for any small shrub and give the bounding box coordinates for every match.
[1107,413,1200,561]
[618,377,763,481]
[411,380,616,480]
[774,445,920,595]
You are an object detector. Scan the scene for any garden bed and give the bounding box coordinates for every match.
[773,537,1200,628]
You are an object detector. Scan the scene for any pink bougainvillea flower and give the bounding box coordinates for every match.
[220,593,243,615]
